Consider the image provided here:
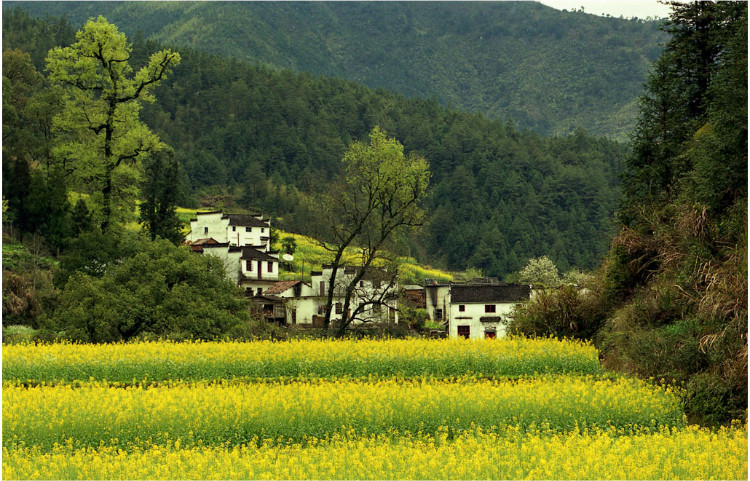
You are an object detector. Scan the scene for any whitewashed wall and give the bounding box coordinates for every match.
[448,302,517,339]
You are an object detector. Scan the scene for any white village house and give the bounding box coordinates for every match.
[187,211,272,250]
[186,211,399,327]
[186,211,280,296]
[448,283,531,339]
[187,210,530,334]
[423,278,531,339]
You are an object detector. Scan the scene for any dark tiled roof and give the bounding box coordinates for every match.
[264,280,303,295]
[451,284,530,303]
[225,214,269,228]
[239,247,278,262]
[195,211,224,216]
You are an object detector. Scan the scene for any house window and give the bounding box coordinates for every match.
[317,305,327,315]
[232,226,236,231]
[435,308,443,321]
[204,227,208,234]
[457,325,470,339]
[256,287,262,296]
[335,302,343,314]
[246,260,253,272]
[246,227,252,232]
[261,228,264,233]
[268,262,273,273]
[359,281,364,288]
[485,330,497,339]
[319,281,326,296]
[458,305,465,312]
[291,309,297,325]
[485,304,496,313]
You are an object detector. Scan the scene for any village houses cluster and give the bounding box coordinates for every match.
[186,211,530,338]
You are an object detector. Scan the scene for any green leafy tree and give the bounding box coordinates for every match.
[52,236,251,342]
[280,235,297,255]
[314,127,430,335]
[46,16,180,232]
[139,147,183,244]
[70,198,94,237]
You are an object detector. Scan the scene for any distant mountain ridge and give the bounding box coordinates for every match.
[7,1,665,140]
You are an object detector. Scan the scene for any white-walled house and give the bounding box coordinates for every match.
[311,265,399,326]
[448,284,531,339]
[258,265,400,327]
[263,280,320,326]
[187,211,271,250]
[424,281,451,326]
[186,210,280,296]
[235,246,280,296]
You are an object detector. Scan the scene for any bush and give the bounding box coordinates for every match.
[508,285,607,340]
[50,235,253,342]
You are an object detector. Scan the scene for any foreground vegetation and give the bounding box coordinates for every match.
[4,427,745,480]
[3,377,684,450]
[3,338,745,480]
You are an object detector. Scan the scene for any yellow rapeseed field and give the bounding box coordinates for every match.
[3,338,746,480]
[3,337,602,383]
[3,426,746,480]
[4,376,684,449]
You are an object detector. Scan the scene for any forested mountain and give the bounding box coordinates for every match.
[6,1,665,139]
[2,9,628,277]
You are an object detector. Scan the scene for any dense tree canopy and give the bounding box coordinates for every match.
[50,235,252,343]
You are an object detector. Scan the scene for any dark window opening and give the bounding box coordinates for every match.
[485,305,496,313]
[457,325,470,339]
[435,308,443,321]
[335,302,343,314]
[458,305,465,312]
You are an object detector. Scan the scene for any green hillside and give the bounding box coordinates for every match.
[3,9,629,277]
[6,1,665,140]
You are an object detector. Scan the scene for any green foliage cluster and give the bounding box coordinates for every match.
[8,1,665,139]
[1,234,58,328]
[47,233,253,343]
[511,2,748,425]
